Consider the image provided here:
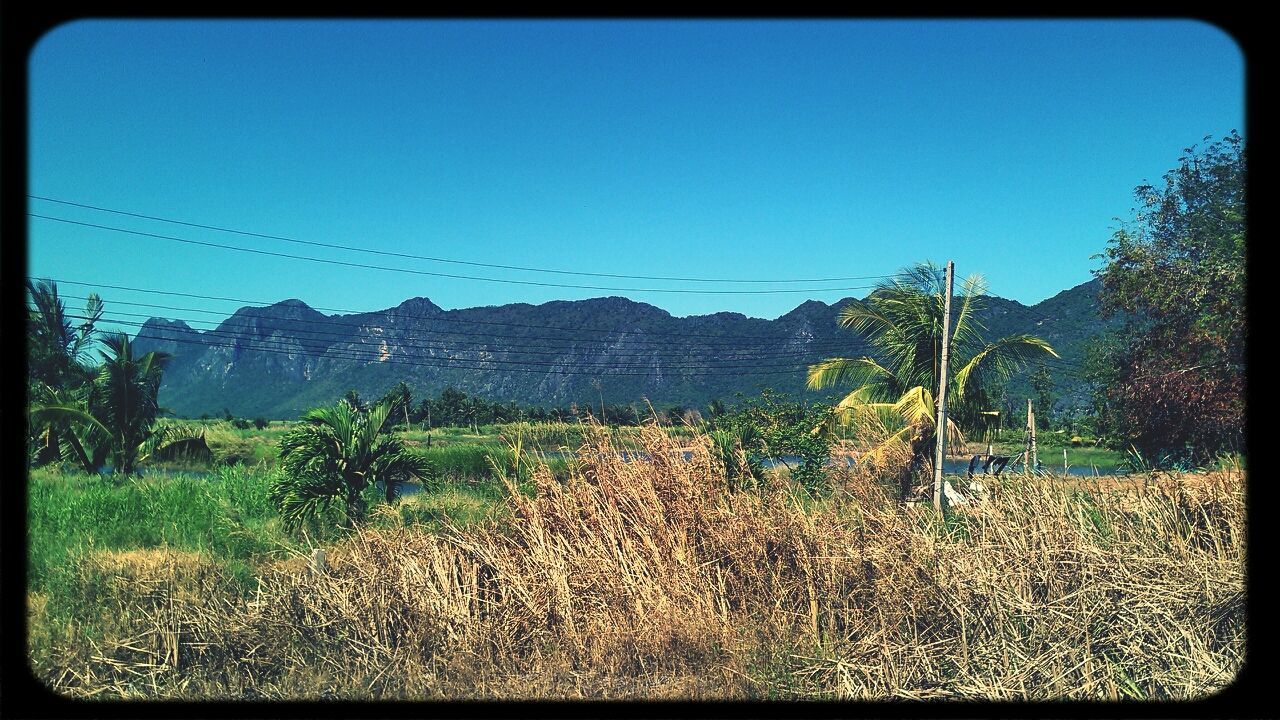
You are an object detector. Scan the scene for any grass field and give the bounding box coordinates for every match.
[26,422,1243,700]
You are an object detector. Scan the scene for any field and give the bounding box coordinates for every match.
[25,420,1244,700]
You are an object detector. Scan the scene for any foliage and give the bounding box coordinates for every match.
[379,381,414,431]
[1091,131,1245,464]
[26,279,103,391]
[709,426,764,490]
[29,428,1244,700]
[271,400,436,530]
[1029,366,1054,429]
[29,333,209,475]
[807,263,1058,492]
[26,280,103,465]
[713,390,832,491]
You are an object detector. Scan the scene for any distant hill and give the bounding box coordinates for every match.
[133,279,1113,419]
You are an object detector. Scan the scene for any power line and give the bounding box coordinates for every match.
[29,195,914,285]
[69,308,1093,383]
[29,214,892,295]
[40,279,865,343]
[67,302,859,362]
[64,313,820,377]
[87,313,819,368]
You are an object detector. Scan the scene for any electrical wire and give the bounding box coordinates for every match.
[30,214,896,295]
[29,194,915,285]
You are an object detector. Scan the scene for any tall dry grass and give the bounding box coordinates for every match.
[30,423,1244,700]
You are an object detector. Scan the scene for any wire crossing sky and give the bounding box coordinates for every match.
[28,19,1244,331]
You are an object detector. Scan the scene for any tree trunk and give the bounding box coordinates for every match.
[344,492,367,529]
[900,424,934,501]
[62,429,95,474]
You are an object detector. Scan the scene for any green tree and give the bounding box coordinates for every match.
[1091,131,1245,463]
[1030,366,1054,430]
[807,263,1058,495]
[342,388,365,412]
[379,380,414,431]
[26,279,103,464]
[26,279,103,391]
[271,400,435,529]
[30,333,209,474]
[712,390,832,492]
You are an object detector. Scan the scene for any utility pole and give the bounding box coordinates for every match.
[933,260,955,513]
[1024,399,1038,475]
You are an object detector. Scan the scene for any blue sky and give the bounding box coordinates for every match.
[28,19,1244,330]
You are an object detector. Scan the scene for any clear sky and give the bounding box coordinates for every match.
[28,19,1244,331]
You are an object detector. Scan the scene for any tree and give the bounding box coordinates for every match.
[271,400,435,530]
[1091,131,1245,463]
[27,279,102,391]
[379,381,414,431]
[807,263,1058,496]
[1030,366,1054,430]
[30,333,209,474]
[712,389,832,491]
[26,279,103,465]
[342,388,365,412]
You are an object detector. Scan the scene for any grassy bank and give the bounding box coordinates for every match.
[27,425,1244,700]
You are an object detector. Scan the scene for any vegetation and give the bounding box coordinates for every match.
[28,424,1243,699]
[1089,131,1245,465]
[270,400,435,529]
[709,389,833,491]
[25,134,1247,699]
[807,263,1058,496]
[28,281,210,475]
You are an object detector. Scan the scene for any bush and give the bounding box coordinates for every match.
[712,390,833,492]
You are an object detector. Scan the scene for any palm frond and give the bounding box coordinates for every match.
[806,357,891,391]
[890,386,934,427]
[952,334,1060,401]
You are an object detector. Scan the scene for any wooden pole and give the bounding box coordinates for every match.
[933,261,955,513]
[1024,399,1031,475]
[1024,399,1039,475]
[1030,405,1038,472]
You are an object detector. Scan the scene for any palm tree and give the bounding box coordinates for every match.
[27,279,103,390]
[807,263,1058,496]
[27,279,103,465]
[29,333,209,474]
[271,400,435,530]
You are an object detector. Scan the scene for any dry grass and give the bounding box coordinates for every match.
[30,424,1245,700]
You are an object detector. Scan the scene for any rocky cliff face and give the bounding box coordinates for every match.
[133,280,1109,418]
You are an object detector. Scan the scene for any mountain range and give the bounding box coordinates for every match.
[132,278,1112,419]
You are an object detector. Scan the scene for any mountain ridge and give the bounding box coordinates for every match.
[134,279,1111,419]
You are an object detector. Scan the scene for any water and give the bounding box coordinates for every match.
[99,465,213,480]
[376,451,1125,493]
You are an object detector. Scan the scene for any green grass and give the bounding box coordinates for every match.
[27,465,292,594]
[378,483,513,530]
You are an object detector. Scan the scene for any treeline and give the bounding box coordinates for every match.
[359,383,713,430]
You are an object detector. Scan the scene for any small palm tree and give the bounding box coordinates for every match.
[91,334,170,473]
[807,263,1058,495]
[271,400,434,530]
